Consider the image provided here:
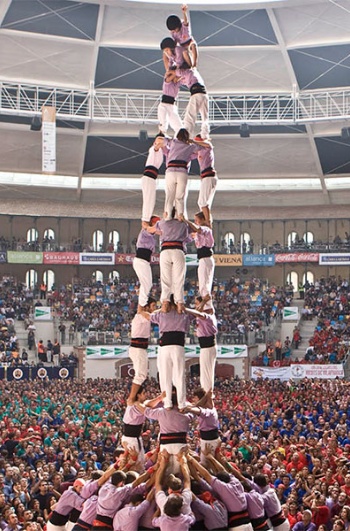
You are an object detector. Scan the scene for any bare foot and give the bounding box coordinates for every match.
[177,302,185,314]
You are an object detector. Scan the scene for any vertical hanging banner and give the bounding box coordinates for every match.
[42,106,56,173]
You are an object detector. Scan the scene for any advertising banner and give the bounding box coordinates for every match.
[7,367,30,381]
[79,253,115,265]
[250,364,344,380]
[251,366,291,381]
[42,106,56,174]
[0,252,6,263]
[31,367,74,380]
[34,306,52,321]
[243,254,275,267]
[290,364,344,379]
[283,307,299,320]
[85,344,248,359]
[319,254,350,266]
[114,253,197,266]
[7,251,43,264]
[275,253,319,263]
[214,254,242,267]
[43,252,79,265]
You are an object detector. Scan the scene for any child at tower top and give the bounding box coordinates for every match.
[167,5,198,68]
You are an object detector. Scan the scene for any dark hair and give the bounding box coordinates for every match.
[191,480,202,495]
[160,37,176,51]
[167,474,182,492]
[111,471,126,486]
[216,471,230,483]
[147,296,156,307]
[135,385,145,400]
[130,493,144,505]
[254,473,268,488]
[193,387,206,400]
[176,128,190,143]
[125,471,138,484]
[195,211,205,221]
[91,471,103,480]
[164,495,183,517]
[166,15,181,31]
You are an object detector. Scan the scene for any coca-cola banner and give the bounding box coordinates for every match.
[43,252,79,265]
[275,253,319,263]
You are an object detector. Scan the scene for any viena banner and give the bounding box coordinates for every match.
[251,364,344,380]
[86,344,248,359]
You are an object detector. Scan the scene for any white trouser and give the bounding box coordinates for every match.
[141,145,163,222]
[271,520,290,531]
[133,256,152,307]
[200,436,221,463]
[160,442,187,474]
[184,92,209,139]
[158,344,186,408]
[160,248,186,304]
[198,255,215,299]
[47,523,66,531]
[158,102,183,136]
[141,175,157,222]
[164,169,188,219]
[200,344,217,392]
[198,176,218,209]
[121,435,145,470]
[128,346,148,385]
[229,524,254,531]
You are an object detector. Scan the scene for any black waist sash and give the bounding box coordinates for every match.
[190,83,207,96]
[143,165,159,180]
[69,509,81,523]
[50,511,69,526]
[198,335,216,348]
[251,516,269,531]
[167,159,188,171]
[201,166,216,178]
[270,511,286,527]
[123,423,143,438]
[161,241,183,252]
[159,432,187,444]
[136,248,152,262]
[76,518,92,530]
[200,428,219,440]
[94,515,113,527]
[197,246,213,259]
[162,95,175,104]
[160,331,185,347]
[130,337,148,349]
[228,509,250,528]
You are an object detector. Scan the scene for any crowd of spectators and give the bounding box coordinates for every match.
[46,276,290,347]
[1,230,350,256]
[300,278,350,364]
[0,377,350,530]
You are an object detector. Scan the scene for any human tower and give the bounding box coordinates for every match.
[130,4,218,411]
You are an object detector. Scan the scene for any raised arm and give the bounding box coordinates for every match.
[154,452,168,492]
[187,454,213,484]
[178,453,191,490]
[145,391,166,409]
[184,307,207,320]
